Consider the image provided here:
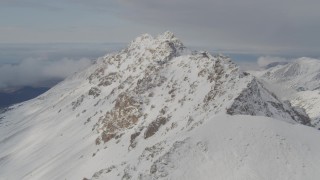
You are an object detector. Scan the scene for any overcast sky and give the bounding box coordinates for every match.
[1,0,320,56]
[1,0,320,89]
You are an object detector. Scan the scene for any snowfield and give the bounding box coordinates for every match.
[144,115,320,180]
[1,111,320,180]
[0,32,319,180]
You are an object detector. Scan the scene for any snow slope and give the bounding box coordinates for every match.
[251,58,320,128]
[0,32,318,180]
[91,115,320,180]
[290,90,320,128]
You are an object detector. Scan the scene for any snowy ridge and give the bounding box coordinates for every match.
[227,78,310,125]
[251,58,320,128]
[290,90,320,128]
[0,32,318,180]
[255,57,320,91]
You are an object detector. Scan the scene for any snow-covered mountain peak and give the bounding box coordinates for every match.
[255,57,320,91]
[157,31,175,39]
[131,33,153,44]
[251,57,320,128]
[290,57,320,76]
[126,32,185,62]
[294,57,320,64]
[0,32,316,180]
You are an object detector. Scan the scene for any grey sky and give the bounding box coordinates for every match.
[0,0,319,56]
[0,0,320,89]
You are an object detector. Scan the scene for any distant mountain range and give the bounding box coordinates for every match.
[250,57,320,129]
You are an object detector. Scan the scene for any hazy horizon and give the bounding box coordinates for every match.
[1,40,319,90]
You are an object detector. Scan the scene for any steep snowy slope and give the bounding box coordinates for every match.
[0,32,317,180]
[251,58,320,128]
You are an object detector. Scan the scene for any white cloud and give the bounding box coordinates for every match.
[0,57,92,89]
[257,56,290,67]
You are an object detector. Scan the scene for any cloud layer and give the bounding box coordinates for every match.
[0,57,92,89]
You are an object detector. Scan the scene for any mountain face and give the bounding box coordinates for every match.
[0,32,319,180]
[251,58,320,128]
